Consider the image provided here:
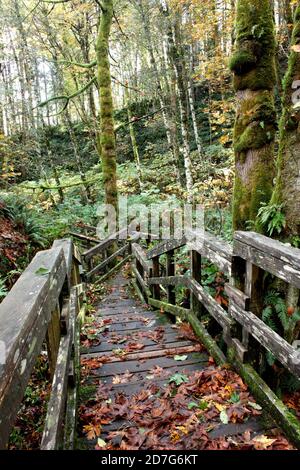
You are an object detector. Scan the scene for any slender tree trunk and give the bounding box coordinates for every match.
[96,0,118,211]
[229,0,277,230]
[188,46,203,159]
[136,0,182,186]
[64,111,92,203]
[125,85,143,192]
[165,10,194,201]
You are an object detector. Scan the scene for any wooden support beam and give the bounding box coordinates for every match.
[41,287,78,450]
[190,250,201,313]
[152,256,161,300]
[86,245,128,281]
[166,250,176,305]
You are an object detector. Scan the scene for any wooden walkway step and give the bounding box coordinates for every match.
[77,273,293,451]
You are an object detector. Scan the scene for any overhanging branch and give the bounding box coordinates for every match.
[38,76,97,113]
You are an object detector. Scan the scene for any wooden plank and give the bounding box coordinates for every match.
[225,284,250,310]
[191,250,201,312]
[46,304,61,377]
[83,339,193,355]
[132,244,152,274]
[0,247,67,449]
[87,353,208,377]
[52,239,73,289]
[186,229,232,275]
[83,228,128,261]
[148,298,189,319]
[41,287,78,450]
[166,250,176,304]
[86,245,128,280]
[87,362,208,386]
[235,231,300,270]
[81,344,202,363]
[148,275,187,287]
[69,232,100,244]
[131,265,151,299]
[229,303,300,377]
[234,239,300,288]
[152,256,161,300]
[188,278,233,329]
[93,255,132,286]
[147,237,186,260]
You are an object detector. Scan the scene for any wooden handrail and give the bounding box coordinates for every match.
[0,238,85,450]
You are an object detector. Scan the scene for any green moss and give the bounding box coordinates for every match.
[79,385,97,404]
[96,0,118,210]
[271,6,300,236]
[229,50,257,74]
[228,349,300,449]
[231,1,276,230]
[230,0,276,91]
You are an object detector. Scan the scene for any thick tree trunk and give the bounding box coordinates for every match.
[96,0,118,212]
[272,6,300,238]
[230,0,277,230]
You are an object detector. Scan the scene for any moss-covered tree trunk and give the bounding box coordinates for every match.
[230,0,277,230]
[271,6,300,345]
[272,6,300,238]
[96,0,118,212]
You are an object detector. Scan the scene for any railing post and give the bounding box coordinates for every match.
[230,254,264,365]
[166,249,175,304]
[152,256,160,300]
[46,303,62,378]
[190,250,201,313]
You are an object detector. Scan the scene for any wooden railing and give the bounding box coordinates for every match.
[128,229,300,447]
[0,238,86,450]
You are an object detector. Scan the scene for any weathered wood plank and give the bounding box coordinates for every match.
[83,228,128,261]
[86,245,128,280]
[225,284,250,311]
[0,247,67,449]
[235,231,300,270]
[148,297,189,319]
[234,237,300,288]
[148,275,187,287]
[188,279,233,330]
[186,229,232,275]
[82,344,202,363]
[166,250,176,305]
[89,353,208,377]
[229,303,300,377]
[69,232,100,244]
[52,239,73,289]
[147,237,186,260]
[132,243,152,274]
[41,287,78,450]
[131,265,151,299]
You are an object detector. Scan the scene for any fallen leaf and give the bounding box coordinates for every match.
[174,355,188,361]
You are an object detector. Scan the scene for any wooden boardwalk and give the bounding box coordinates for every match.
[77,272,292,450]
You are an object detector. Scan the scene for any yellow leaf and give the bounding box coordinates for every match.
[252,435,276,450]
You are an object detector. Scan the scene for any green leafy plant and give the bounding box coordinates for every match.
[257,203,286,236]
[0,277,8,300]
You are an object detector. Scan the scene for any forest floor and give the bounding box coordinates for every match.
[77,267,294,451]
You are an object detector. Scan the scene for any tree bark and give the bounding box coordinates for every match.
[230,0,277,230]
[96,0,118,212]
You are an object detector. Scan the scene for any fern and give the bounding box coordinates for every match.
[257,203,286,236]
